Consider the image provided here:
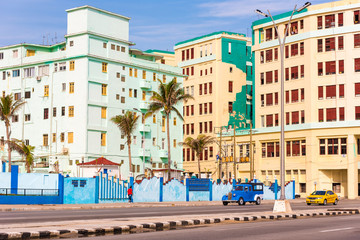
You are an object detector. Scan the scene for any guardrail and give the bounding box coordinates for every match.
[0,188,59,196]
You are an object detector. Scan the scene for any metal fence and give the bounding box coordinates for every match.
[0,188,59,196]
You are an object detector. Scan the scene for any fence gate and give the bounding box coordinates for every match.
[99,172,129,201]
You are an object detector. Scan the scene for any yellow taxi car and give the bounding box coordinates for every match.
[306,190,339,205]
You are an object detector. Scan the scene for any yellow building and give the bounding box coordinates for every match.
[225,0,360,199]
[174,32,252,179]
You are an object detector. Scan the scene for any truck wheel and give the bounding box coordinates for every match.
[239,198,245,205]
[223,202,228,206]
[256,197,261,205]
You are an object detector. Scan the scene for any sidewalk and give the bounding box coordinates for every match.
[0,199,306,212]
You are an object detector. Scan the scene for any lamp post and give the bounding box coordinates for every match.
[133,108,146,176]
[255,2,311,201]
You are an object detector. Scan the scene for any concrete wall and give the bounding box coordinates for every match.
[133,177,160,202]
[63,177,98,204]
[163,179,186,202]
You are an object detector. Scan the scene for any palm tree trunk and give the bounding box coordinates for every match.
[197,153,201,179]
[166,114,171,181]
[5,122,11,172]
[127,138,132,174]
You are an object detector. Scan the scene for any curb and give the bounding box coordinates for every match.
[0,210,358,239]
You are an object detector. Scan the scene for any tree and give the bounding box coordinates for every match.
[8,139,35,173]
[0,94,25,172]
[111,111,139,173]
[180,135,216,178]
[146,78,193,180]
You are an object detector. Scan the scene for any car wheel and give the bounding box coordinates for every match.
[223,202,228,206]
[323,199,327,205]
[239,198,245,205]
[256,197,261,205]
[333,199,338,205]
[307,203,311,206]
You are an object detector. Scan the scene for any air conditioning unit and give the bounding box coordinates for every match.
[62,148,69,155]
[36,76,41,81]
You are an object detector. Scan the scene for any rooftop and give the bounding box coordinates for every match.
[66,5,130,21]
[77,157,120,166]
[175,31,246,47]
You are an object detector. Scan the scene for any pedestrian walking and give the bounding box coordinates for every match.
[128,186,133,203]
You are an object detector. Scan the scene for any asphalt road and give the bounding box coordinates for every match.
[0,200,359,224]
[84,214,360,240]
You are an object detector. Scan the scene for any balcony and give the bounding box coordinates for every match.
[139,102,149,110]
[140,80,151,90]
[139,148,150,157]
[139,124,150,132]
[159,150,168,158]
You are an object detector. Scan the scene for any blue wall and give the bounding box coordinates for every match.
[163,179,186,202]
[63,177,98,204]
[212,182,233,201]
[0,173,11,189]
[133,177,160,202]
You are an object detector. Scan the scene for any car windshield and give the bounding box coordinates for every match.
[311,191,326,195]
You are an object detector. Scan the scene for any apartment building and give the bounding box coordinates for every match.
[225,0,360,199]
[174,32,252,179]
[0,6,184,179]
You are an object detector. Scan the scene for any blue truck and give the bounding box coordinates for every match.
[222,183,264,205]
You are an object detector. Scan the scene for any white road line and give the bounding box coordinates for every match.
[320,227,354,233]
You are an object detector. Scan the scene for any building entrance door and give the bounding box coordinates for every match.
[358,183,360,196]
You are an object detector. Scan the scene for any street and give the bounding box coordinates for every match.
[1,200,359,224]
[83,214,360,240]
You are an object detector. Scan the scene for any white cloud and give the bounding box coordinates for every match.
[198,0,324,18]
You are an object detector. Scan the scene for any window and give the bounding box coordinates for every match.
[285,45,289,58]
[102,84,107,96]
[199,104,202,115]
[24,67,35,78]
[101,133,106,146]
[338,13,343,27]
[103,42,107,48]
[43,134,48,146]
[69,106,74,117]
[52,133,56,143]
[228,81,233,92]
[162,75,166,83]
[44,85,49,97]
[266,115,273,127]
[318,39,323,52]
[355,58,360,72]
[38,65,49,76]
[285,68,289,80]
[199,84,202,95]
[260,51,264,63]
[318,86,323,99]
[325,14,335,28]
[320,139,325,155]
[325,61,336,75]
[12,115,19,122]
[318,16,323,29]
[300,65,304,78]
[61,107,65,116]
[291,43,298,56]
[274,70,278,82]
[286,91,289,103]
[326,108,336,122]
[355,83,360,96]
[13,50,18,58]
[325,37,335,51]
[266,71,272,84]
[274,48,278,60]
[25,91,31,99]
[339,60,344,74]
[328,138,339,154]
[111,44,115,50]
[209,103,212,114]
[266,93,273,106]
[102,62,108,73]
[62,83,66,92]
[53,107,56,117]
[68,132,73,144]
[121,46,126,52]
[275,92,278,105]
[43,108,49,119]
[228,102,233,113]
[228,42,231,54]
[59,62,66,71]
[0,52,3,60]
[101,107,106,119]
[266,49,272,62]
[291,66,298,79]
[191,105,195,115]
[339,84,344,98]
[60,133,65,142]
[142,70,146,79]
[338,36,344,50]
[204,83,207,94]
[355,34,360,48]
[319,109,324,122]
[355,10,360,24]
[291,89,298,103]
[291,21,298,34]
[292,111,299,124]
[69,82,74,93]
[300,42,304,55]
[301,110,305,123]
[339,107,345,121]
[318,62,323,76]
[266,28,272,41]
[14,93,21,100]
[356,106,360,120]
[69,61,75,71]
[26,49,35,57]
[261,73,265,85]
[326,85,336,99]
[199,122,202,133]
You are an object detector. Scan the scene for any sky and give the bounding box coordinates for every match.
[1,0,331,52]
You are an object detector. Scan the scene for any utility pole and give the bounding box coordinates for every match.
[233,124,236,181]
[249,121,254,179]
[218,127,222,181]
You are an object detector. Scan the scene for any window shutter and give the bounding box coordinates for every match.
[355,83,360,96]
[275,114,279,126]
[301,88,304,101]
[326,85,336,99]
[291,66,298,79]
[338,36,344,50]
[266,114,273,127]
[274,70,278,82]
[286,112,290,125]
[355,58,360,72]
[275,92,278,105]
[191,48,194,59]
[286,91,289,103]
[356,106,360,120]
[266,71,273,84]
[339,60,344,74]
[285,68,289,80]
[266,93,273,106]
[338,13,343,26]
[319,109,324,122]
[318,39,323,52]
[318,62,323,76]
[291,89,299,102]
[300,65,304,78]
[292,141,300,156]
[339,107,345,121]
[339,84,344,98]
[301,110,305,123]
[274,48,278,60]
[326,108,336,121]
[318,86,323,99]
[182,51,185,61]
[318,16,323,29]
[209,82,212,94]
[285,45,289,58]
[292,111,299,124]
[191,66,194,75]
[354,34,360,48]
[300,42,304,55]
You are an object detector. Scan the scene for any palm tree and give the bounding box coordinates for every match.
[180,135,216,178]
[146,78,193,180]
[8,139,35,173]
[0,94,25,172]
[111,111,139,173]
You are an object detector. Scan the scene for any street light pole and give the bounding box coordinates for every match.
[133,108,146,176]
[255,2,311,201]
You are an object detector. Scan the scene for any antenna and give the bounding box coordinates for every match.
[42,35,45,45]
[54,32,58,44]
[46,33,49,45]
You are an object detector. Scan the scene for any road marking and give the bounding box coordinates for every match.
[320,227,353,233]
